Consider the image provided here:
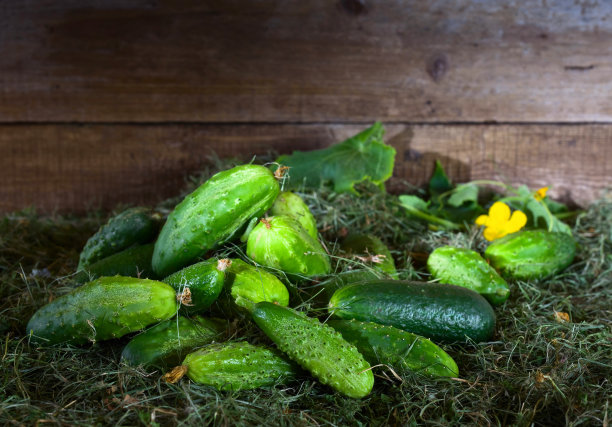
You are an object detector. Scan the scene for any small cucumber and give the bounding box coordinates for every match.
[246,216,331,278]
[341,234,397,277]
[163,258,229,313]
[308,269,384,303]
[26,276,178,345]
[327,319,458,377]
[427,246,509,306]
[328,280,496,343]
[121,316,226,368]
[225,259,290,312]
[153,165,280,277]
[183,341,298,391]
[270,191,318,239]
[74,243,157,284]
[78,207,159,270]
[484,230,576,280]
[252,302,374,398]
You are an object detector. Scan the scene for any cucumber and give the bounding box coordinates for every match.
[163,258,228,313]
[270,191,318,239]
[183,341,298,391]
[121,316,226,368]
[251,302,374,398]
[328,319,458,377]
[308,269,384,303]
[78,207,159,270]
[328,280,496,343]
[225,259,290,312]
[341,234,397,277]
[246,216,331,278]
[484,230,576,280]
[74,243,156,284]
[427,246,509,306]
[153,165,280,277]
[26,276,178,345]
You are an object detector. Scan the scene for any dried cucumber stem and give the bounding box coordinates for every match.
[177,288,194,306]
[163,365,188,384]
[217,258,232,272]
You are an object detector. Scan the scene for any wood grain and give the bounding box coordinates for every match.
[2,124,609,213]
[1,0,612,123]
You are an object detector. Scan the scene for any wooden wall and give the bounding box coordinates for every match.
[1,0,611,212]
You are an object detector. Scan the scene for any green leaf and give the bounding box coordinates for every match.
[428,160,453,198]
[397,195,429,212]
[398,195,462,230]
[447,184,479,207]
[276,122,396,194]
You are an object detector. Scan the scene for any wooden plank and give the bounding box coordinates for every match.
[1,1,612,123]
[1,124,610,213]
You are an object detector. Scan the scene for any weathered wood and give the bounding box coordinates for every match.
[1,0,612,123]
[1,124,609,213]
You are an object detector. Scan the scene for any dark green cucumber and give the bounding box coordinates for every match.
[252,302,374,398]
[246,216,331,277]
[328,280,496,343]
[484,230,576,280]
[183,341,298,391]
[270,191,318,239]
[74,243,156,284]
[327,319,458,377]
[225,259,289,312]
[153,165,280,277]
[26,276,178,345]
[308,269,384,303]
[341,234,397,277]
[78,207,159,270]
[427,246,509,306]
[121,316,226,368]
[163,258,228,313]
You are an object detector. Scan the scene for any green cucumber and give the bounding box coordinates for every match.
[26,276,178,345]
[484,230,576,280]
[252,302,374,398]
[427,246,509,306]
[78,207,159,270]
[308,269,384,303]
[341,234,397,277]
[163,258,228,313]
[183,341,298,391]
[153,165,280,277]
[270,191,318,239]
[121,316,226,368]
[74,243,156,284]
[225,259,289,312]
[327,319,458,377]
[328,280,496,343]
[246,216,331,277]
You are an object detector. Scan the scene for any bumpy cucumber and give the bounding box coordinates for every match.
[74,243,156,284]
[427,246,509,306]
[328,319,458,377]
[329,280,496,343]
[484,230,576,280]
[163,258,228,313]
[246,216,331,277]
[121,316,225,368]
[153,165,280,277]
[183,341,298,391]
[270,191,318,239]
[26,276,178,345]
[341,234,397,277]
[225,259,289,312]
[252,302,374,398]
[78,207,159,270]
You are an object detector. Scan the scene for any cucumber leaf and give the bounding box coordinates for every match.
[428,160,453,198]
[276,122,396,194]
[503,186,572,235]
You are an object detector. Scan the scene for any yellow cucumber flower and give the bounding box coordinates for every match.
[475,202,527,241]
[534,187,549,201]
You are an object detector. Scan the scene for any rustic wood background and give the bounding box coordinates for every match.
[1,0,611,213]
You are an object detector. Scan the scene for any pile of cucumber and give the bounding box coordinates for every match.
[25,163,576,399]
